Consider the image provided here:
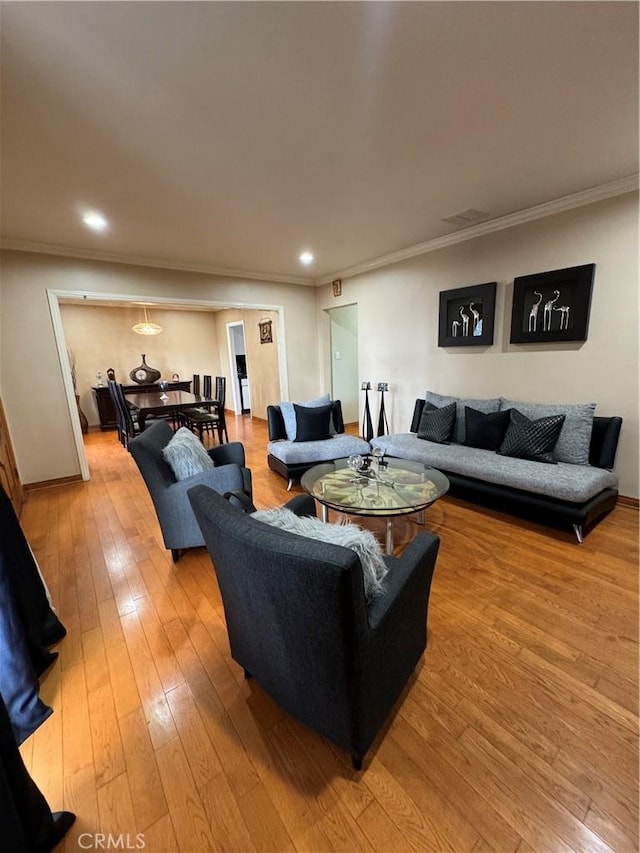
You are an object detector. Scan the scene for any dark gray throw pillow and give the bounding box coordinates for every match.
[498,409,566,463]
[293,403,333,442]
[417,401,456,443]
[464,406,512,451]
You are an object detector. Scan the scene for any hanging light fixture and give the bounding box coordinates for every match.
[132,306,162,336]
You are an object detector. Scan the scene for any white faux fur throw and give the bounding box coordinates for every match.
[251,507,388,598]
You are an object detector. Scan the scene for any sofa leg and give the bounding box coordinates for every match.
[287,478,294,491]
[171,548,181,563]
[243,668,252,680]
[351,753,363,771]
[572,524,584,544]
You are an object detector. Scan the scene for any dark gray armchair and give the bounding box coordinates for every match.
[128,420,252,562]
[188,484,440,769]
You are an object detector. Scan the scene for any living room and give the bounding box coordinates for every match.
[0,2,638,851]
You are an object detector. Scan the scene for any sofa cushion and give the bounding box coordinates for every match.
[417,402,456,443]
[268,434,371,466]
[251,506,388,598]
[370,433,618,503]
[498,409,565,464]
[464,407,511,451]
[162,427,214,481]
[499,398,596,465]
[294,403,333,442]
[426,391,501,443]
[280,394,331,440]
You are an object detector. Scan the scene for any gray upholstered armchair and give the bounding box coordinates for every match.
[187,484,440,769]
[128,420,252,562]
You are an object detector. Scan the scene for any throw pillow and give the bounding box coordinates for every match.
[499,398,595,465]
[293,403,333,442]
[162,427,215,480]
[464,406,512,451]
[280,393,331,440]
[417,401,456,443]
[498,409,566,464]
[251,507,388,598]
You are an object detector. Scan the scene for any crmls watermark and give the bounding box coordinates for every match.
[77,834,145,850]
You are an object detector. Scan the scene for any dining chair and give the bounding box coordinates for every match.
[180,375,228,444]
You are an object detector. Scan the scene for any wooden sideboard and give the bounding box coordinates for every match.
[92,381,192,430]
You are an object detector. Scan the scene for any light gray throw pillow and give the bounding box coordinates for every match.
[252,506,388,598]
[162,427,214,480]
[280,393,331,440]
[426,391,500,443]
[499,398,596,465]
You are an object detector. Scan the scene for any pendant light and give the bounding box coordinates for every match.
[132,306,162,336]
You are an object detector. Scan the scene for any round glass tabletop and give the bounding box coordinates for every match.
[301,457,450,519]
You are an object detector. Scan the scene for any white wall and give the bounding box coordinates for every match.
[0,252,320,484]
[317,193,639,498]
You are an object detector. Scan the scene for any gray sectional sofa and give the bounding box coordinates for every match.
[371,393,622,541]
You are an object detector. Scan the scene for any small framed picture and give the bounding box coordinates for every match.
[438,282,497,347]
[258,318,273,344]
[510,264,595,344]
[332,279,342,297]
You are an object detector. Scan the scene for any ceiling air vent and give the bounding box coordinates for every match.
[441,208,490,227]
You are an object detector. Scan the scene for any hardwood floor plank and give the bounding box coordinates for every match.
[235,782,296,853]
[118,707,169,832]
[62,764,100,853]
[155,736,216,852]
[120,610,179,750]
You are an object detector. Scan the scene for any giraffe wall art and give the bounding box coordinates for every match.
[510,264,595,344]
[438,282,497,347]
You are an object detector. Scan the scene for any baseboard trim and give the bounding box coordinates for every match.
[25,474,83,494]
[617,494,639,509]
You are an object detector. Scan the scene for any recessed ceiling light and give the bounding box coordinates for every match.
[82,211,108,231]
[299,251,314,265]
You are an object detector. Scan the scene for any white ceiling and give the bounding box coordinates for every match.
[1,1,638,285]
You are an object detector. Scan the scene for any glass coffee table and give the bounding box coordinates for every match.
[301,457,449,554]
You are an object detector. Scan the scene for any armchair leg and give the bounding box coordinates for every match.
[351,753,363,771]
[287,478,294,491]
[171,548,181,563]
[243,668,252,680]
[572,523,584,544]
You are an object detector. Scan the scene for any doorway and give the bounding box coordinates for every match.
[227,322,251,415]
[327,304,358,424]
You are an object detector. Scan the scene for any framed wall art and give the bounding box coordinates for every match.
[258,318,273,344]
[509,263,595,344]
[438,282,497,347]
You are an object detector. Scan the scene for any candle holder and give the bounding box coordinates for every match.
[361,382,373,442]
[376,382,389,437]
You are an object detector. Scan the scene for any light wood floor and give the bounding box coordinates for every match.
[18,415,639,853]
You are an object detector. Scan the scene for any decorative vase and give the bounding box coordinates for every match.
[129,354,161,385]
[75,395,89,434]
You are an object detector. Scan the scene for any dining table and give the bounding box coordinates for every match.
[126,390,217,431]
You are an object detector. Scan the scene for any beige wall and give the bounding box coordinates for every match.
[0,252,320,484]
[60,304,223,426]
[318,193,639,498]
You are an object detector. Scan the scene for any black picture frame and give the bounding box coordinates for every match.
[438,282,497,347]
[509,264,595,344]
